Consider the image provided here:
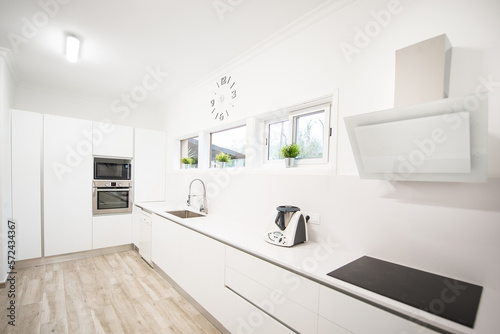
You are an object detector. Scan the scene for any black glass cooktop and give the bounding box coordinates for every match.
[327,256,483,328]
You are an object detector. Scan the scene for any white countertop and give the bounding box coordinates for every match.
[135,201,500,334]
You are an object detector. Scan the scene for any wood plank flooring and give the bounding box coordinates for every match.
[0,250,221,334]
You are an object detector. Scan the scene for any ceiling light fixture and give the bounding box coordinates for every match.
[65,34,80,63]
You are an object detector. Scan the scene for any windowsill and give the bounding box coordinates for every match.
[171,163,336,176]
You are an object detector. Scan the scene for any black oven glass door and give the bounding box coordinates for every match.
[94,189,132,214]
[94,161,131,180]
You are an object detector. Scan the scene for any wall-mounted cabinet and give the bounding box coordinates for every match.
[92,121,133,158]
[134,128,166,202]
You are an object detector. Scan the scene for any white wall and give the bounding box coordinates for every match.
[14,85,167,131]
[162,0,500,291]
[0,49,16,282]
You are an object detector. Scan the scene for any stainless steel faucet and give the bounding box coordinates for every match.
[187,179,208,214]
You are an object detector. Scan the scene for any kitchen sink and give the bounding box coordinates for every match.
[166,210,205,219]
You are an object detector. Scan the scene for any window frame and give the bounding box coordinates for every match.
[209,124,247,169]
[179,136,199,169]
[264,103,331,166]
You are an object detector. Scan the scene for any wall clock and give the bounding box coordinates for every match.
[210,75,236,121]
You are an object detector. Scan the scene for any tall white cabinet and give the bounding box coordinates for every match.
[11,110,42,260]
[134,128,166,202]
[43,114,93,256]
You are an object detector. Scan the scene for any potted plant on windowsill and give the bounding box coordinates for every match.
[215,152,231,168]
[280,143,300,168]
[180,157,194,169]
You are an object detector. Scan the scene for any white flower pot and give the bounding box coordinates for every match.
[284,158,296,168]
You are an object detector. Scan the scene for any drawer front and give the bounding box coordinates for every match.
[319,285,440,334]
[225,246,320,313]
[317,316,352,334]
[225,266,318,334]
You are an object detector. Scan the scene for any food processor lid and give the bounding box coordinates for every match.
[276,205,300,213]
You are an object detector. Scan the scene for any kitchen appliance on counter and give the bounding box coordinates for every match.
[92,180,133,214]
[94,157,132,180]
[264,205,308,247]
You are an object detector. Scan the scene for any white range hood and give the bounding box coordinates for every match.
[345,34,488,183]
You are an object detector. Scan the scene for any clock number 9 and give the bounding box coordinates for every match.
[210,99,215,107]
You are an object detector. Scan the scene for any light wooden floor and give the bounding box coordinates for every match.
[0,250,221,334]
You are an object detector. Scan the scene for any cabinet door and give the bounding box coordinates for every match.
[151,214,198,294]
[319,285,440,334]
[151,214,177,275]
[43,114,93,256]
[93,214,132,249]
[11,110,42,260]
[134,128,166,202]
[92,121,133,158]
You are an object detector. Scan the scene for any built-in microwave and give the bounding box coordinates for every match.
[94,157,132,180]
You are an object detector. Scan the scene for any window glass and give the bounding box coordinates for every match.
[268,120,289,160]
[211,126,246,168]
[295,111,325,159]
[180,137,199,168]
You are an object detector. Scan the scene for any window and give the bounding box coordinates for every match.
[265,104,331,164]
[211,126,246,168]
[180,137,199,168]
[268,120,290,160]
[295,111,325,159]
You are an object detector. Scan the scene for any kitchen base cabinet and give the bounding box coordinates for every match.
[93,214,132,249]
[220,288,294,334]
[317,316,352,334]
[11,109,42,260]
[319,285,440,334]
[225,246,320,334]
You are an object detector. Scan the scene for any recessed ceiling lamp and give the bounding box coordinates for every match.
[65,34,80,63]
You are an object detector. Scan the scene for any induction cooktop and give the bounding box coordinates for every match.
[327,256,483,328]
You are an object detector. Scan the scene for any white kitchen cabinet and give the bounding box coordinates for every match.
[43,114,93,256]
[11,109,42,260]
[151,213,291,334]
[92,214,132,249]
[137,209,152,265]
[151,213,198,294]
[318,285,439,334]
[225,246,320,334]
[132,205,142,246]
[134,128,166,202]
[92,121,133,158]
[317,316,352,334]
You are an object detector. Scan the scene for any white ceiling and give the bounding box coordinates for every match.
[0,0,330,107]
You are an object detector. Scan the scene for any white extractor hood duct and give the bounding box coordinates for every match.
[344,34,488,183]
[394,34,451,107]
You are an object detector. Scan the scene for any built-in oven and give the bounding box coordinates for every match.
[92,180,133,215]
[94,157,132,180]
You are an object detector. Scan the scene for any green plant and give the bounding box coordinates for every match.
[180,157,194,164]
[280,143,300,158]
[215,152,231,163]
